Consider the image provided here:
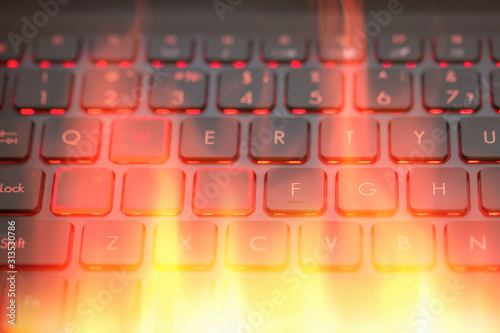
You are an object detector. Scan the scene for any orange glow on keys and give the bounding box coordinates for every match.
[463,61,473,67]
[209,61,221,68]
[406,62,417,68]
[253,109,269,115]
[325,61,335,67]
[223,109,238,115]
[119,61,133,68]
[176,61,187,68]
[62,61,75,68]
[20,108,35,115]
[87,108,103,115]
[186,109,201,115]
[39,60,51,68]
[382,62,391,68]
[152,60,163,68]
[95,60,108,68]
[156,109,170,115]
[267,61,278,68]
[460,109,474,114]
[49,109,66,115]
[233,61,245,68]
[322,109,338,114]
[429,109,443,114]
[439,61,448,67]
[292,109,306,115]
[6,60,19,68]
[290,60,302,68]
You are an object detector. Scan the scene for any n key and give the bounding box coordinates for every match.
[460,118,500,162]
[15,69,72,112]
[423,68,480,112]
[355,69,412,112]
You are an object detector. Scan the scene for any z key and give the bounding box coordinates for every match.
[423,68,480,112]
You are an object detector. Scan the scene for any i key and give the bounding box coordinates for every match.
[265,168,326,216]
[179,118,239,163]
[423,68,480,112]
[287,68,343,112]
[0,167,44,214]
[206,34,250,63]
[91,34,136,62]
[249,117,309,163]
[262,34,307,63]
[434,33,479,63]
[34,33,79,62]
[0,117,33,163]
[149,34,192,62]
[15,69,72,112]
[82,69,140,112]
[390,117,449,163]
[460,118,500,162]
[150,69,207,112]
[377,33,422,63]
[408,168,469,216]
[110,118,170,163]
[218,69,275,112]
[355,69,412,111]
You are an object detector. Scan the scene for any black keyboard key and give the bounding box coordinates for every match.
[320,118,379,163]
[15,69,72,111]
[149,34,192,62]
[287,68,343,112]
[150,69,207,112]
[377,33,422,63]
[459,118,500,162]
[479,168,500,216]
[490,70,500,110]
[180,118,240,163]
[206,34,250,63]
[423,68,480,112]
[249,117,309,163]
[34,34,79,62]
[0,117,33,163]
[408,167,469,216]
[265,167,326,216]
[389,117,449,163]
[355,69,412,112]
[262,34,306,63]
[336,168,398,216]
[218,69,275,112]
[434,33,479,63]
[41,118,102,163]
[0,219,72,267]
[491,36,500,62]
[318,35,366,63]
[91,34,136,62]
[0,36,23,62]
[0,167,44,214]
[82,69,140,112]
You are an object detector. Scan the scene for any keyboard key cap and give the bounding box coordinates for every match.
[491,36,500,62]
[408,168,469,216]
[265,168,326,216]
[110,118,170,163]
[336,168,398,216]
[318,35,366,62]
[193,168,255,216]
[91,34,136,62]
[218,69,275,112]
[226,220,289,269]
[263,34,307,63]
[355,69,412,111]
[423,68,480,112]
[299,221,361,270]
[75,277,139,332]
[0,117,33,163]
[15,69,72,111]
[490,70,500,111]
[51,167,114,215]
[389,117,449,163]
[0,274,66,332]
[206,34,250,63]
[149,34,192,62]
[154,221,216,269]
[0,167,44,214]
[180,118,239,163]
[446,221,500,270]
[373,221,435,270]
[376,33,422,63]
[286,68,343,112]
[0,219,72,267]
[320,118,379,163]
[122,168,184,215]
[479,168,500,216]
[41,118,102,163]
[82,69,140,112]
[459,118,500,162]
[81,220,144,269]
[34,33,79,62]
[249,117,309,163]
[0,37,23,62]
[150,69,207,112]
[434,33,479,63]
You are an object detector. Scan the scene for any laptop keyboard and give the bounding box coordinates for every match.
[0,31,500,332]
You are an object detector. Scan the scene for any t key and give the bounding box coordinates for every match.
[423,68,480,112]
[15,69,72,112]
[460,118,500,162]
[218,69,275,112]
[355,69,412,111]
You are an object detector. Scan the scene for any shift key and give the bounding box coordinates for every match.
[0,167,45,214]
